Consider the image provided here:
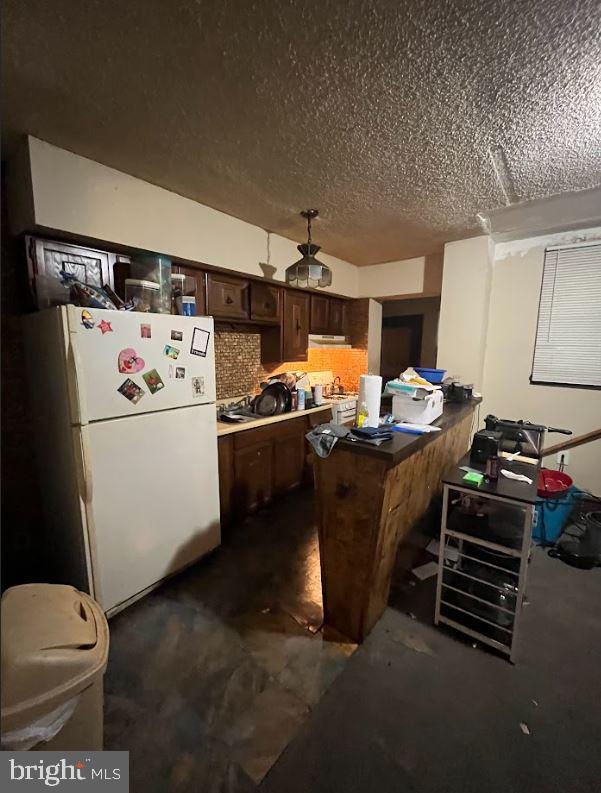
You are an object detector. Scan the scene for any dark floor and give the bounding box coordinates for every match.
[104,488,356,791]
[261,539,601,793]
[106,489,601,793]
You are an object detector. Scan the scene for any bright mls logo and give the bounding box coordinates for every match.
[0,752,129,790]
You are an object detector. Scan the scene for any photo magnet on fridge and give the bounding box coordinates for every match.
[118,378,145,404]
[118,348,145,374]
[140,323,152,339]
[190,327,210,358]
[191,376,205,398]
[170,330,183,341]
[175,366,186,379]
[163,344,180,360]
[143,368,165,394]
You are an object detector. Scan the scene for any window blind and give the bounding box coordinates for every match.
[531,242,601,387]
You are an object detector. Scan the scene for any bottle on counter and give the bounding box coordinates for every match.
[297,389,306,410]
[356,400,369,427]
[485,455,500,481]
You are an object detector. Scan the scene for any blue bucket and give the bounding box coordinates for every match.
[534,486,583,545]
[414,367,446,384]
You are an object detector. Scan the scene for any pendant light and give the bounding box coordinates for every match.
[285,209,332,288]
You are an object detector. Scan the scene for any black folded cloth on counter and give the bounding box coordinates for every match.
[349,426,394,445]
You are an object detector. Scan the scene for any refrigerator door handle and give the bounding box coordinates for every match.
[75,425,94,504]
[74,426,102,605]
[67,332,89,426]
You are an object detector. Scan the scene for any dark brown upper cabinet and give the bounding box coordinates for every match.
[282,291,310,361]
[207,272,250,319]
[328,298,346,335]
[310,295,330,334]
[26,236,119,309]
[174,265,207,315]
[250,282,282,323]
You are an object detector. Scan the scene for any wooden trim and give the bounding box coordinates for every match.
[542,427,601,457]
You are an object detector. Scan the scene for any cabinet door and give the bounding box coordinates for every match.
[328,299,345,334]
[217,435,234,525]
[234,442,273,512]
[26,236,117,309]
[310,295,330,334]
[250,282,282,322]
[207,273,250,319]
[175,265,207,315]
[283,291,310,360]
[273,423,306,495]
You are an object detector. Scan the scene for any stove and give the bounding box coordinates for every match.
[329,394,358,425]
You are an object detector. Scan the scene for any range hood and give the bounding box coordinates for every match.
[308,334,351,349]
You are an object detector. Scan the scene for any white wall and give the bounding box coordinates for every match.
[11,137,359,297]
[438,227,601,493]
[357,256,425,298]
[484,227,601,494]
[437,235,493,389]
[367,299,383,375]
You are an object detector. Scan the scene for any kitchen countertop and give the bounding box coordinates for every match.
[216,402,333,436]
[334,399,482,468]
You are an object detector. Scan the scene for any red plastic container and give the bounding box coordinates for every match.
[537,468,573,498]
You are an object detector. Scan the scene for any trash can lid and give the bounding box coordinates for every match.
[1,585,109,728]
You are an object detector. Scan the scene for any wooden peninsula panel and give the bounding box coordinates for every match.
[314,401,478,643]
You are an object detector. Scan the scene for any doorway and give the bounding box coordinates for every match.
[380,314,423,384]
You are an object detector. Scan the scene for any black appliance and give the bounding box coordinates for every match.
[443,381,473,403]
[470,430,502,464]
[484,414,571,458]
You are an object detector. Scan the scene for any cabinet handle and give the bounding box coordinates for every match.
[296,319,301,333]
[225,296,233,304]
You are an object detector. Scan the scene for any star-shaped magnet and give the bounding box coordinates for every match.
[98,319,113,335]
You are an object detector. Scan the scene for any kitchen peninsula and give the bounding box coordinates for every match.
[314,399,480,643]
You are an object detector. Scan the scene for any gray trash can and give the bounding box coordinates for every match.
[1,584,109,750]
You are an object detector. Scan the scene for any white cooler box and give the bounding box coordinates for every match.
[392,389,443,425]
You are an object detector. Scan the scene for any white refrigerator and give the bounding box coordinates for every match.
[24,305,220,616]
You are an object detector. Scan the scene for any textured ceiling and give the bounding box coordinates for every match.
[3,0,601,265]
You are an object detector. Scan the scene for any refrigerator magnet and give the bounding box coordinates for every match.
[170,330,183,342]
[117,378,145,404]
[163,344,180,360]
[175,366,186,380]
[118,348,145,374]
[81,309,95,329]
[142,368,165,394]
[98,319,113,335]
[191,376,205,398]
[140,323,152,339]
[190,327,210,358]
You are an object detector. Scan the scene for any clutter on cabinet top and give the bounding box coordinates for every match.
[130,254,172,314]
[59,271,121,311]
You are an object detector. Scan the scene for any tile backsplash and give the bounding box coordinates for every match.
[214,328,264,398]
[214,325,368,399]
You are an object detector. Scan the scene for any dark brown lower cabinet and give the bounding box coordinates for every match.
[234,442,273,514]
[273,423,306,496]
[217,415,314,525]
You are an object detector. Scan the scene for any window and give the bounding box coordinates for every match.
[531,242,601,388]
